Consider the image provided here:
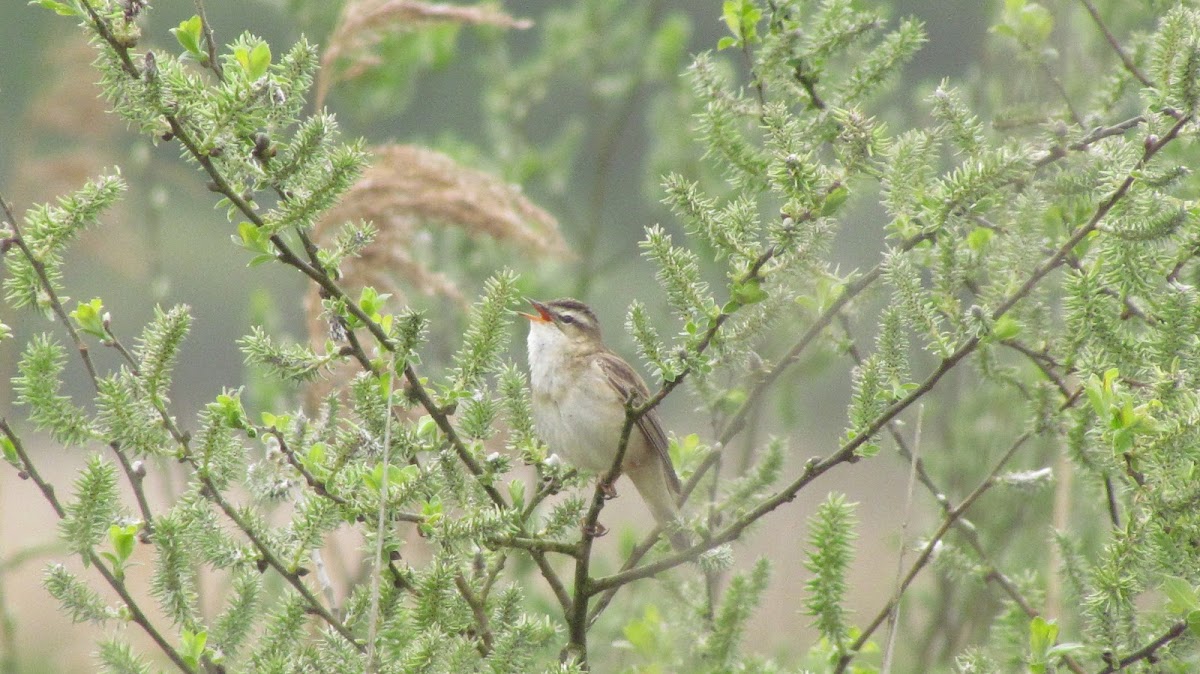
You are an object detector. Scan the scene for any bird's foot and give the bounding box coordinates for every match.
[600,480,618,500]
[581,520,609,539]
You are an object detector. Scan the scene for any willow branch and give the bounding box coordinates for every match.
[1078,0,1153,88]
[0,420,193,674]
[835,432,1034,673]
[2,197,157,537]
[587,114,1191,598]
[1096,620,1188,673]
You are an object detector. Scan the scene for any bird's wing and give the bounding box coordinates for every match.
[596,351,682,495]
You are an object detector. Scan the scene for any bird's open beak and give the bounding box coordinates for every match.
[519,299,552,323]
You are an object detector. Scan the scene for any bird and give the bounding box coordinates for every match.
[521,298,690,550]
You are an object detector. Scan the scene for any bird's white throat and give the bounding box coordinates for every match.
[526,321,573,394]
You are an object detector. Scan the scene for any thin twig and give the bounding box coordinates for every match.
[366,353,397,673]
[1096,620,1188,673]
[0,420,193,674]
[565,400,641,664]
[1027,39,1085,127]
[1,198,157,537]
[835,432,1035,673]
[453,573,494,655]
[1078,0,1153,88]
[881,404,923,674]
[192,0,225,81]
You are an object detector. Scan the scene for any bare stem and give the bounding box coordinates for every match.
[1078,0,1154,88]
[366,354,397,672]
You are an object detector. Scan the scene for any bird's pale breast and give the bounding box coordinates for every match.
[528,326,648,473]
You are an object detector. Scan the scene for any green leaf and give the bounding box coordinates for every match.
[721,1,742,37]
[717,36,737,51]
[721,0,761,43]
[358,286,391,321]
[33,0,79,16]
[181,629,208,668]
[1188,610,1200,638]
[1046,642,1086,659]
[507,479,525,511]
[170,16,204,59]
[234,222,276,265]
[731,278,769,306]
[1103,367,1120,392]
[669,433,704,468]
[1162,576,1200,613]
[235,42,273,80]
[1028,616,1058,672]
[821,186,850,216]
[0,436,18,468]
[306,442,326,467]
[992,315,1021,341]
[236,221,261,249]
[208,391,249,432]
[364,463,419,492]
[70,298,107,339]
[108,523,138,564]
[1085,373,1107,418]
[966,226,994,251]
[247,42,272,80]
[234,47,251,75]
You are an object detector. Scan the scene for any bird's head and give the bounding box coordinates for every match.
[521,298,603,349]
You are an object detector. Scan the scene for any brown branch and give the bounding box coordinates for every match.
[198,478,361,648]
[1078,0,1154,88]
[1096,620,1188,673]
[586,113,1191,600]
[564,402,641,664]
[490,536,578,557]
[835,432,1034,673]
[1,197,157,537]
[267,428,348,507]
[531,550,572,616]
[1029,40,1085,127]
[192,0,225,81]
[453,573,494,656]
[0,420,194,674]
[1000,339,1073,398]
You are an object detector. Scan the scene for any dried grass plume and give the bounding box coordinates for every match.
[317,0,533,107]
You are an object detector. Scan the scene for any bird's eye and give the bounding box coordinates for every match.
[560,314,575,324]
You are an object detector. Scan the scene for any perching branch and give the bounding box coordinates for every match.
[585,113,1191,601]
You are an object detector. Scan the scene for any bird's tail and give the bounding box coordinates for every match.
[628,461,691,551]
